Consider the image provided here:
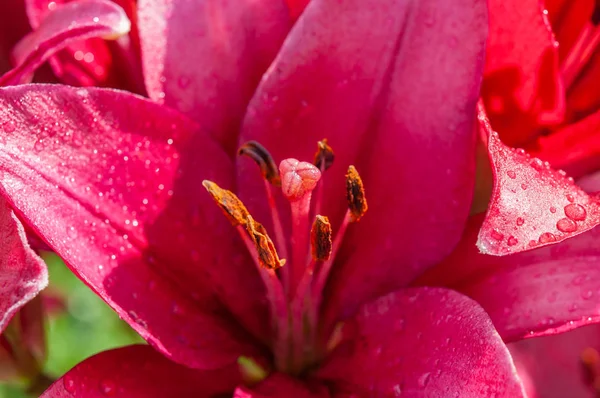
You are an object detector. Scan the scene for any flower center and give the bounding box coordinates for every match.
[203,139,367,377]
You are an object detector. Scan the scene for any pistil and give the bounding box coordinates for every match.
[279,159,321,298]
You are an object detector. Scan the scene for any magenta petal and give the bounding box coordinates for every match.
[137,0,291,154]
[41,345,240,397]
[318,288,525,397]
[0,0,32,75]
[420,216,600,341]
[477,107,600,255]
[0,198,48,333]
[0,84,265,369]
[0,0,131,86]
[234,373,330,398]
[508,325,600,398]
[300,0,486,327]
[482,0,565,146]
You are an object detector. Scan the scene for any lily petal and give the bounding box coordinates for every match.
[41,345,240,397]
[477,105,600,255]
[234,373,330,398]
[0,198,48,333]
[508,324,600,398]
[318,288,525,397]
[420,215,600,341]
[0,0,32,75]
[482,0,564,146]
[0,85,265,369]
[137,0,291,155]
[25,0,143,91]
[0,0,131,86]
[530,106,600,179]
[545,0,594,60]
[312,0,486,326]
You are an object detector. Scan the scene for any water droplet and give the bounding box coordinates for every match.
[568,303,579,313]
[507,236,518,246]
[582,290,594,300]
[538,232,556,243]
[521,183,528,190]
[550,207,557,214]
[99,379,116,396]
[506,170,516,179]
[557,218,577,233]
[566,194,575,203]
[64,375,76,393]
[490,229,504,241]
[418,372,431,387]
[531,158,544,170]
[67,226,78,239]
[564,203,587,221]
[516,217,524,226]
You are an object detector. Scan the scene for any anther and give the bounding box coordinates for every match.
[202,180,250,226]
[313,139,335,171]
[345,165,368,222]
[311,216,332,261]
[245,215,286,270]
[238,141,281,187]
[581,347,600,386]
[279,159,321,202]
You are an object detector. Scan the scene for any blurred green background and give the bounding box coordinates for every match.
[0,253,143,397]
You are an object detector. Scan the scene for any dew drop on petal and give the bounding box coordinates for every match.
[539,232,556,243]
[99,379,116,396]
[507,236,518,246]
[418,372,431,387]
[506,170,516,179]
[516,217,524,226]
[564,203,587,221]
[556,218,577,233]
[566,194,575,203]
[490,229,504,241]
[549,206,557,214]
[64,375,76,393]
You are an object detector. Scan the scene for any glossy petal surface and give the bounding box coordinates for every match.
[422,215,600,341]
[0,198,48,332]
[477,107,600,255]
[532,104,600,179]
[234,373,330,398]
[1,0,131,86]
[307,0,485,326]
[137,0,290,154]
[318,288,525,397]
[26,0,143,91]
[41,345,240,397]
[509,324,600,398]
[482,0,564,146]
[0,85,265,369]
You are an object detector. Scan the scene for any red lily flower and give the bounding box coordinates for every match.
[0,0,535,395]
[22,0,144,92]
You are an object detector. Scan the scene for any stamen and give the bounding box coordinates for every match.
[238,141,281,186]
[237,141,288,274]
[280,159,321,297]
[238,356,269,386]
[202,180,249,226]
[345,165,368,222]
[313,139,335,171]
[310,215,332,261]
[312,139,335,219]
[245,215,286,270]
